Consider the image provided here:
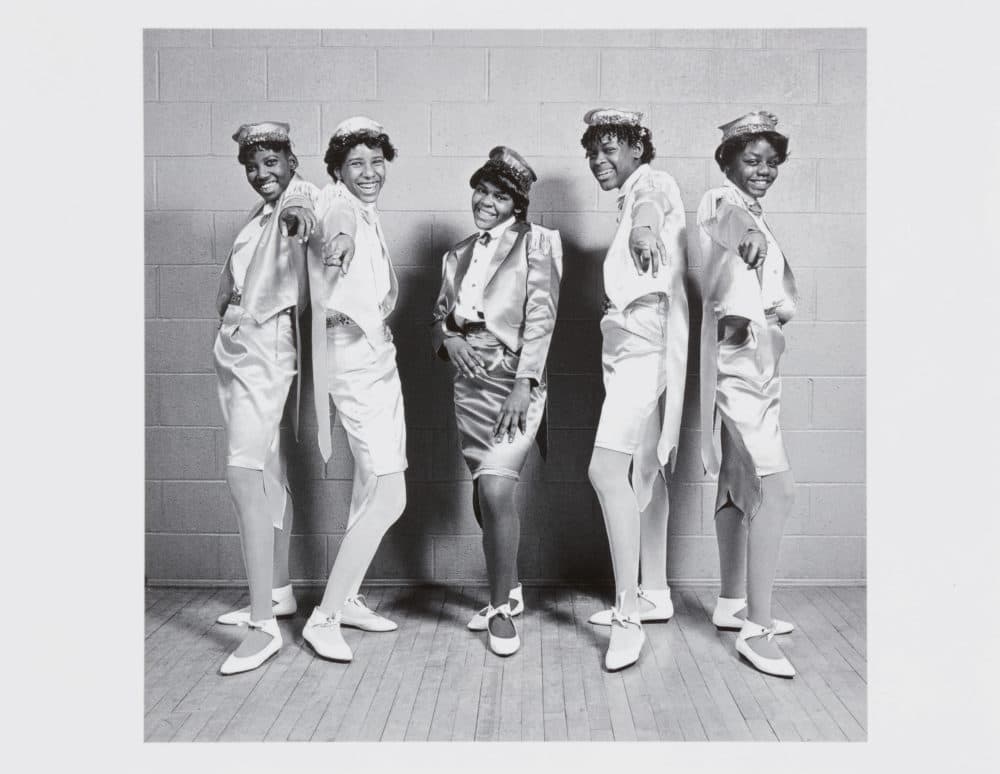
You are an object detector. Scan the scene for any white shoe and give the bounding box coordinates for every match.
[467,584,524,631]
[340,594,398,632]
[303,608,353,662]
[735,621,796,678]
[604,593,646,671]
[712,596,794,635]
[589,587,673,626]
[219,618,282,675]
[486,603,520,656]
[216,584,297,625]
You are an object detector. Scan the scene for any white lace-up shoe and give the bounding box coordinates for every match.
[712,596,794,635]
[219,618,282,675]
[589,587,673,626]
[216,584,297,625]
[486,603,520,657]
[735,621,796,678]
[302,608,352,662]
[340,594,398,632]
[604,592,646,671]
[467,584,524,631]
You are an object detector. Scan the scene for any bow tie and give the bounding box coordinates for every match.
[747,200,763,216]
[477,232,492,246]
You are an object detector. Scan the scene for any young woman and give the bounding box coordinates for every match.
[579,109,689,671]
[214,122,318,675]
[431,147,562,656]
[698,111,799,678]
[292,116,408,662]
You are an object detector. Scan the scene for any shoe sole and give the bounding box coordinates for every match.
[216,611,296,626]
[736,651,795,679]
[715,623,794,635]
[588,615,672,626]
[302,637,352,663]
[341,621,398,632]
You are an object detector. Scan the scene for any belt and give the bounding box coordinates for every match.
[459,320,487,334]
[229,290,242,305]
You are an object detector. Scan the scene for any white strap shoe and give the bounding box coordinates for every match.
[303,608,353,662]
[604,593,646,671]
[712,596,794,635]
[735,621,796,678]
[589,587,673,626]
[467,584,524,631]
[340,594,398,632]
[219,617,282,675]
[216,584,297,626]
[486,603,521,656]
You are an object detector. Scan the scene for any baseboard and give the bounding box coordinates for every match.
[146,577,867,589]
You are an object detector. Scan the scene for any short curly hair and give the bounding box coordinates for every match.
[469,166,530,222]
[580,123,656,164]
[324,131,397,179]
[237,139,294,165]
[714,131,789,172]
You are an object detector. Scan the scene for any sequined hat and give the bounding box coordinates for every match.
[470,145,538,198]
[332,115,385,139]
[231,121,292,147]
[583,107,645,127]
[717,111,786,143]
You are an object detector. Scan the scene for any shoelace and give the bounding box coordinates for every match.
[345,594,370,611]
[313,611,342,628]
[610,607,640,629]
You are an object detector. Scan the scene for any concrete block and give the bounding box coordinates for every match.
[144,47,157,101]
[367,527,434,580]
[158,49,267,102]
[290,535,329,581]
[547,320,603,374]
[653,29,765,48]
[267,48,376,100]
[784,430,865,483]
[667,482,703,536]
[543,429,596,482]
[666,535,721,580]
[776,536,865,580]
[378,48,487,101]
[821,50,866,104]
[393,266,440,321]
[145,211,215,265]
[780,376,813,430]
[403,482,479,535]
[790,267,818,321]
[212,102,322,156]
[778,104,865,158]
[707,158,817,213]
[781,322,865,376]
[214,211,247,261]
[541,221,610,320]
[158,481,234,533]
[600,49,819,104]
[291,479,353,533]
[145,320,218,373]
[212,30,322,47]
[145,159,155,209]
[321,101,431,156]
[146,427,221,479]
[145,267,158,318]
[158,265,225,319]
[433,30,544,46]
[156,374,223,427]
[529,157,599,212]
[818,158,866,213]
[647,102,759,159]
[145,481,163,532]
[431,102,541,156]
[157,157,262,211]
[144,29,212,48]
[431,424,473,482]
[765,213,865,267]
[405,427,435,483]
[538,101,653,158]
[145,534,220,581]
[815,268,865,321]
[765,29,866,50]
[375,211,435,266]
[322,29,434,46]
[432,211,479,255]
[490,48,599,102]
[810,484,866,535]
[521,482,600,540]
[538,530,611,582]
[376,156,483,211]
[541,29,651,46]
[547,374,603,429]
[145,103,212,156]
[397,362,454,432]
[812,377,866,429]
[146,375,158,425]
[773,484,814,535]
[433,535,488,580]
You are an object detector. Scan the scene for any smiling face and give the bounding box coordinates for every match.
[335,143,386,204]
[724,137,781,199]
[243,147,295,204]
[471,179,517,231]
[586,132,644,191]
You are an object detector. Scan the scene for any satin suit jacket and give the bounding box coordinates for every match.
[214,174,320,438]
[430,220,563,385]
[696,184,798,476]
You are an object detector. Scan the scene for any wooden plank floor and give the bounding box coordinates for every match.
[144,584,866,742]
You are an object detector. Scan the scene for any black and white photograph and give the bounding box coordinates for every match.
[7,1,997,771]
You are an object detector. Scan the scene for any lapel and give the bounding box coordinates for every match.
[483,221,529,289]
[450,234,479,295]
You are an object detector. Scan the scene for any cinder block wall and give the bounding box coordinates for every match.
[144,28,866,585]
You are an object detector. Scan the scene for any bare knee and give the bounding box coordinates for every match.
[477,475,517,524]
[588,449,626,495]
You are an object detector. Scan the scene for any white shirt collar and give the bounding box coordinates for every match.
[723,178,761,211]
[480,216,516,241]
[619,163,650,197]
